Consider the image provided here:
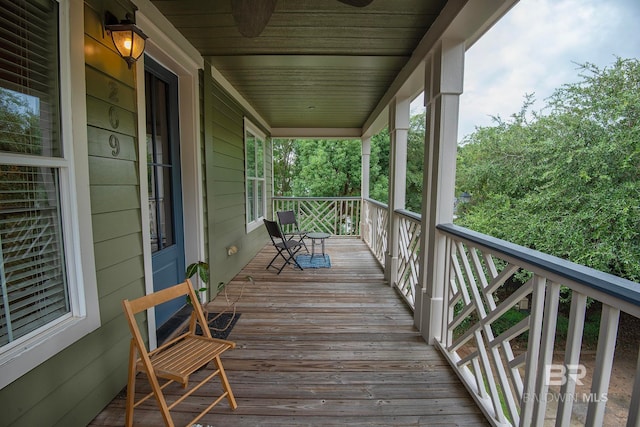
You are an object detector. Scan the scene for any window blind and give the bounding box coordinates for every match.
[0,166,69,346]
[0,0,68,346]
[0,0,61,157]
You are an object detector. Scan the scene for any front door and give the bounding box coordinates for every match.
[145,56,185,330]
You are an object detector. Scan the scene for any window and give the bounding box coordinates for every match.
[0,0,98,388]
[0,0,67,347]
[244,118,266,232]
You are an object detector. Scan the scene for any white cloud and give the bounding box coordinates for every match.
[458,0,640,140]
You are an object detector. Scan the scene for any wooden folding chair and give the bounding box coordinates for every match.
[122,279,237,427]
[264,218,305,274]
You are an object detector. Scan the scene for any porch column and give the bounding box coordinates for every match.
[360,137,371,241]
[361,136,371,200]
[384,97,409,285]
[416,39,464,343]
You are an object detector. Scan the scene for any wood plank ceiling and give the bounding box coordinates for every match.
[149,0,448,130]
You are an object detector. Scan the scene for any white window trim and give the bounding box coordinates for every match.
[0,0,100,389]
[244,117,266,233]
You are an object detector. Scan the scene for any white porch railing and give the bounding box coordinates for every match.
[362,199,419,307]
[272,197,361,236]
[395,209,420,308]
[361,198,388,264]
[275,197,640,425]
[436,223,640,427]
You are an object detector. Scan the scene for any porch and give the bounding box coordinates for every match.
[89,238,489,426]
[88,196,640,426]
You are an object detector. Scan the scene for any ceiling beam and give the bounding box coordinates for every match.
[271,128,363,139]
[209,55,407,70]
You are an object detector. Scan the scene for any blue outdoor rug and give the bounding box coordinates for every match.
[296,254,331,269]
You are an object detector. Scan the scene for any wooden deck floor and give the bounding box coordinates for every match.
[90,238,489,426]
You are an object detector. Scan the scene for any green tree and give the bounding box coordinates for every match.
[0,88,41,154]
[369,127,390,204]
[456,58,640,281]
[272,139,363,197]
[271,114,425,209]
[406,111,426,213]
[272,138,297,196]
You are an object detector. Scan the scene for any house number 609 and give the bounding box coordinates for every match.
[109,134,120,157]
[108,81,119,103]
[108,106,120,129]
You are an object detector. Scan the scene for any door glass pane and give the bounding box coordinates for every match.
[160,166,174,247]
[146,72,175,253]
[154,79,170,165]
[148,163,158,252]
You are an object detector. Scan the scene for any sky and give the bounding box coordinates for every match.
[413,0,640,141]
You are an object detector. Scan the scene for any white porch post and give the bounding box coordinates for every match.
[416,39,464,343]
[361,136,371,199]
[360,136,371,241]
[384,97,409,285]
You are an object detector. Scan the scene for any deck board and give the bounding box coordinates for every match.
[89,238,489,426]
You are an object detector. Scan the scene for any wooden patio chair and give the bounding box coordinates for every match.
[276,210,309,252]
[121,279,237,427]
[264,218,305,274]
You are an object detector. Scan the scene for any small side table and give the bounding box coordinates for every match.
[306,232,331,259]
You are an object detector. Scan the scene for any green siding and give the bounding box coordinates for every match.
[96,257,145,299]
[86,96,137,136]
[0,2,146,426]
[90,185,140,214]
[94,234,144,271]
[92,210,143,242]
[202,61,273,290]
[88,156,139,185]
[85,66,137,111]
[88,127,137,160]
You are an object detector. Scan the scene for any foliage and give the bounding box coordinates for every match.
[456,58,640,283]
[406,112,426,213]
[554,311,600,345]
[491,308,529,340]
[294,139,362,196]
[272,138,297,196]
[369,127,390,203]
[272,111,426,208]
[361,113,425,210]
[185,261,220,305]
[0,88,42,155]
[186,261,210,285]
[273,139,362,197]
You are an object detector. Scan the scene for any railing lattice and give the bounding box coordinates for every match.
[396,214,420,307]
[361,200,388,265]
[273,197,361,236]
[437,224,640,426]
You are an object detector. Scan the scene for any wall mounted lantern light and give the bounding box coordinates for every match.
[104,12,148,69]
